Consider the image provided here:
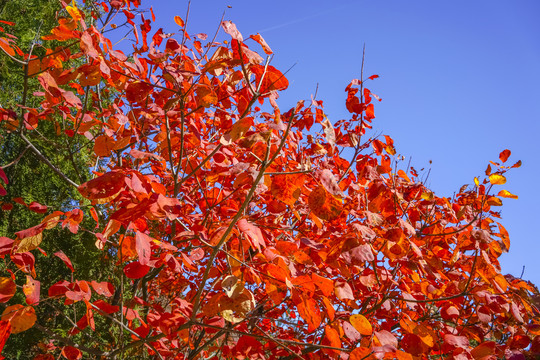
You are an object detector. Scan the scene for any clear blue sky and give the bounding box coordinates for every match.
[150,1,540,286]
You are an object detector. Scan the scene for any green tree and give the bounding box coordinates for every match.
[0,2,115,358]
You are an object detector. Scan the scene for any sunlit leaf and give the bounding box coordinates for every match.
[15,231,43,253]
[489,174,506,185]
[174,16,185,27]
[350,314,372,335]
[249,33,273,54]
[498,189,518,199]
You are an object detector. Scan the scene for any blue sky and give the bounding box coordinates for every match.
[151,0,540,286]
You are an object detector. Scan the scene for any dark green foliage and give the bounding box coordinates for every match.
[0,2,115,358]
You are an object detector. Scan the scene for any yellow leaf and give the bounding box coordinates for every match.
[350,314,372,335]
[474,177,479,187]
[421,191,433,201]
[489,174,506,185]
[16,232,43,253]
[498,190,518,199]
[66,1,83,22]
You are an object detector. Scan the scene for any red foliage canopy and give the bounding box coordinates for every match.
[0,1,538,359]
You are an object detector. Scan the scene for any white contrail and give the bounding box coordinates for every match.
[258,2,353,33]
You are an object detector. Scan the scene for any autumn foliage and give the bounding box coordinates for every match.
[0,1,539,359]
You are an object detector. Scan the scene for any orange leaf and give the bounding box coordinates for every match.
[296,295,321,333]
[308,186,342,221]
[270,174,305,206]
[324,325,342,354]
[93,135,116,157]
[174,16,185,27]
[498,190,518,199]
[0,37,15,56]
[0,277,16,303]
[23,276,40,305]
[393,350,413,360]
[1,304,36,333]
[78,64,101,86]
[350,347,374,360]
[78,171,125,202]
[350,314,372,335]
[311,273,334,297]
[471,341,496,359]
[249,33,273,54]
[486,196,502,206]
[251,64,289,92]
[220,117,253,145]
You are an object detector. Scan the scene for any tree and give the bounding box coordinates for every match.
[0,1,113,358]
[0,1,538,359]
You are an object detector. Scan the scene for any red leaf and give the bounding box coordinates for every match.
[48,280,71,298]
[0,237,14,256]
[0,167,8,184]
[62,346,82,360]
[444,334,469,349]
[0,320,11,354]
[237,219,265,252]
[124,261,150,279]
[27,202,47,214]
[125,81,153,104]
[135,231,152,266]
[342,321,361,342]
[92,300,119,314]
[375,330,398,348]
[499,149,511,163]
[78,171,125,202]
[54,251,75,272]
[90,281,114,297]
[15,223,46,240]
[80,32,99,58]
